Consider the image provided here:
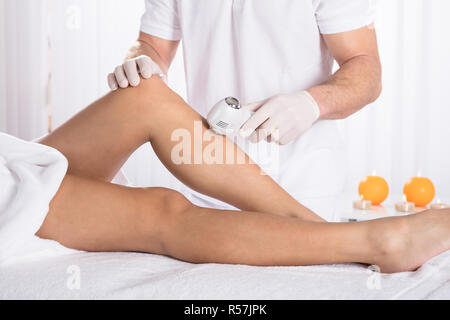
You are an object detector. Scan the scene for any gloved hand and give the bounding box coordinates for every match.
[107,55,167,91]
[240,91,321,145]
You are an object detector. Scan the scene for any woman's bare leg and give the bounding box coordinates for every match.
[40,77,320,221]
[36,77,450,273]
[37,174,450,273]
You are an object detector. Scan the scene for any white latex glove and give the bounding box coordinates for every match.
[107,55,167,91]
[240,91,321,145]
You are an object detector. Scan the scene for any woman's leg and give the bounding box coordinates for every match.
[36,76,450,273]
[40,77,320,221]
[37,174,450,273]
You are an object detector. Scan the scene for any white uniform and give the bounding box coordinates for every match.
[141,0,374,221]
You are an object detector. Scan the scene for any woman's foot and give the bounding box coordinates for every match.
[368,209,450,273]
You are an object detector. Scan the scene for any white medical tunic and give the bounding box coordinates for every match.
[141,0,374,221]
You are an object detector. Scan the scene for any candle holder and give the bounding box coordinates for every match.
[353,198,372,210]
[395,195,416,213]
[430,199,450,210]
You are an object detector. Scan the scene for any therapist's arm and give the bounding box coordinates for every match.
[307,25,382,120]
[126,31,180,74]
[108,32,180,90]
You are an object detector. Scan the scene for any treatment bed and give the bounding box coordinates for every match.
[1,193,449,300]
[1,243,449,300]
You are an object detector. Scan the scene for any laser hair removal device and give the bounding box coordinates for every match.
[207,97,253,136]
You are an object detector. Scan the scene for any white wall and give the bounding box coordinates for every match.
[1,0,450,198]
[0,0,6,132]
[339,0,450,198]
[0,0,48,140]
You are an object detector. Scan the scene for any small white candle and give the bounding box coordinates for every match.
[353,195,372,210]
[430,198,450,210]
[395,195,416,213]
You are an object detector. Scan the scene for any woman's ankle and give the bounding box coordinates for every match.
[364,217,411,268]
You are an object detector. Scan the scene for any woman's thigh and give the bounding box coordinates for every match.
[39,78,189,183]
[36,174,187,254]
[39,87,152,182]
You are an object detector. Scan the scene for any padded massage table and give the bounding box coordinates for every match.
[1,248,449,300]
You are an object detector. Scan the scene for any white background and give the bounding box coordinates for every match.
[1,0,449,199]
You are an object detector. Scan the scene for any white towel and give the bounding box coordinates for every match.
[0,251,448,299]
[0,132,75,266]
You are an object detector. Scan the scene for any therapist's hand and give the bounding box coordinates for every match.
[107,55,167,91]
[240,91,321,145]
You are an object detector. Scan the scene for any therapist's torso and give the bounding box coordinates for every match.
[141,0,374,220]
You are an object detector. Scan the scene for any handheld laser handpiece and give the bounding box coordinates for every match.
[206,97,253,136]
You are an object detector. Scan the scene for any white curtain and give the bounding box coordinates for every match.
[339,0,450,198]
[0,0,49,140]
[1,0,449,197]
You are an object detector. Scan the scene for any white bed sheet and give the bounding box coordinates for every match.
[1,250,449,300]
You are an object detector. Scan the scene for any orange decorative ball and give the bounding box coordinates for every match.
[403,177,435,207]
[358,176,389,205]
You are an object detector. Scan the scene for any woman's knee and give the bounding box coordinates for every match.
[153,188,193,215]
[133,187,193,253]
[136,188,193,228]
